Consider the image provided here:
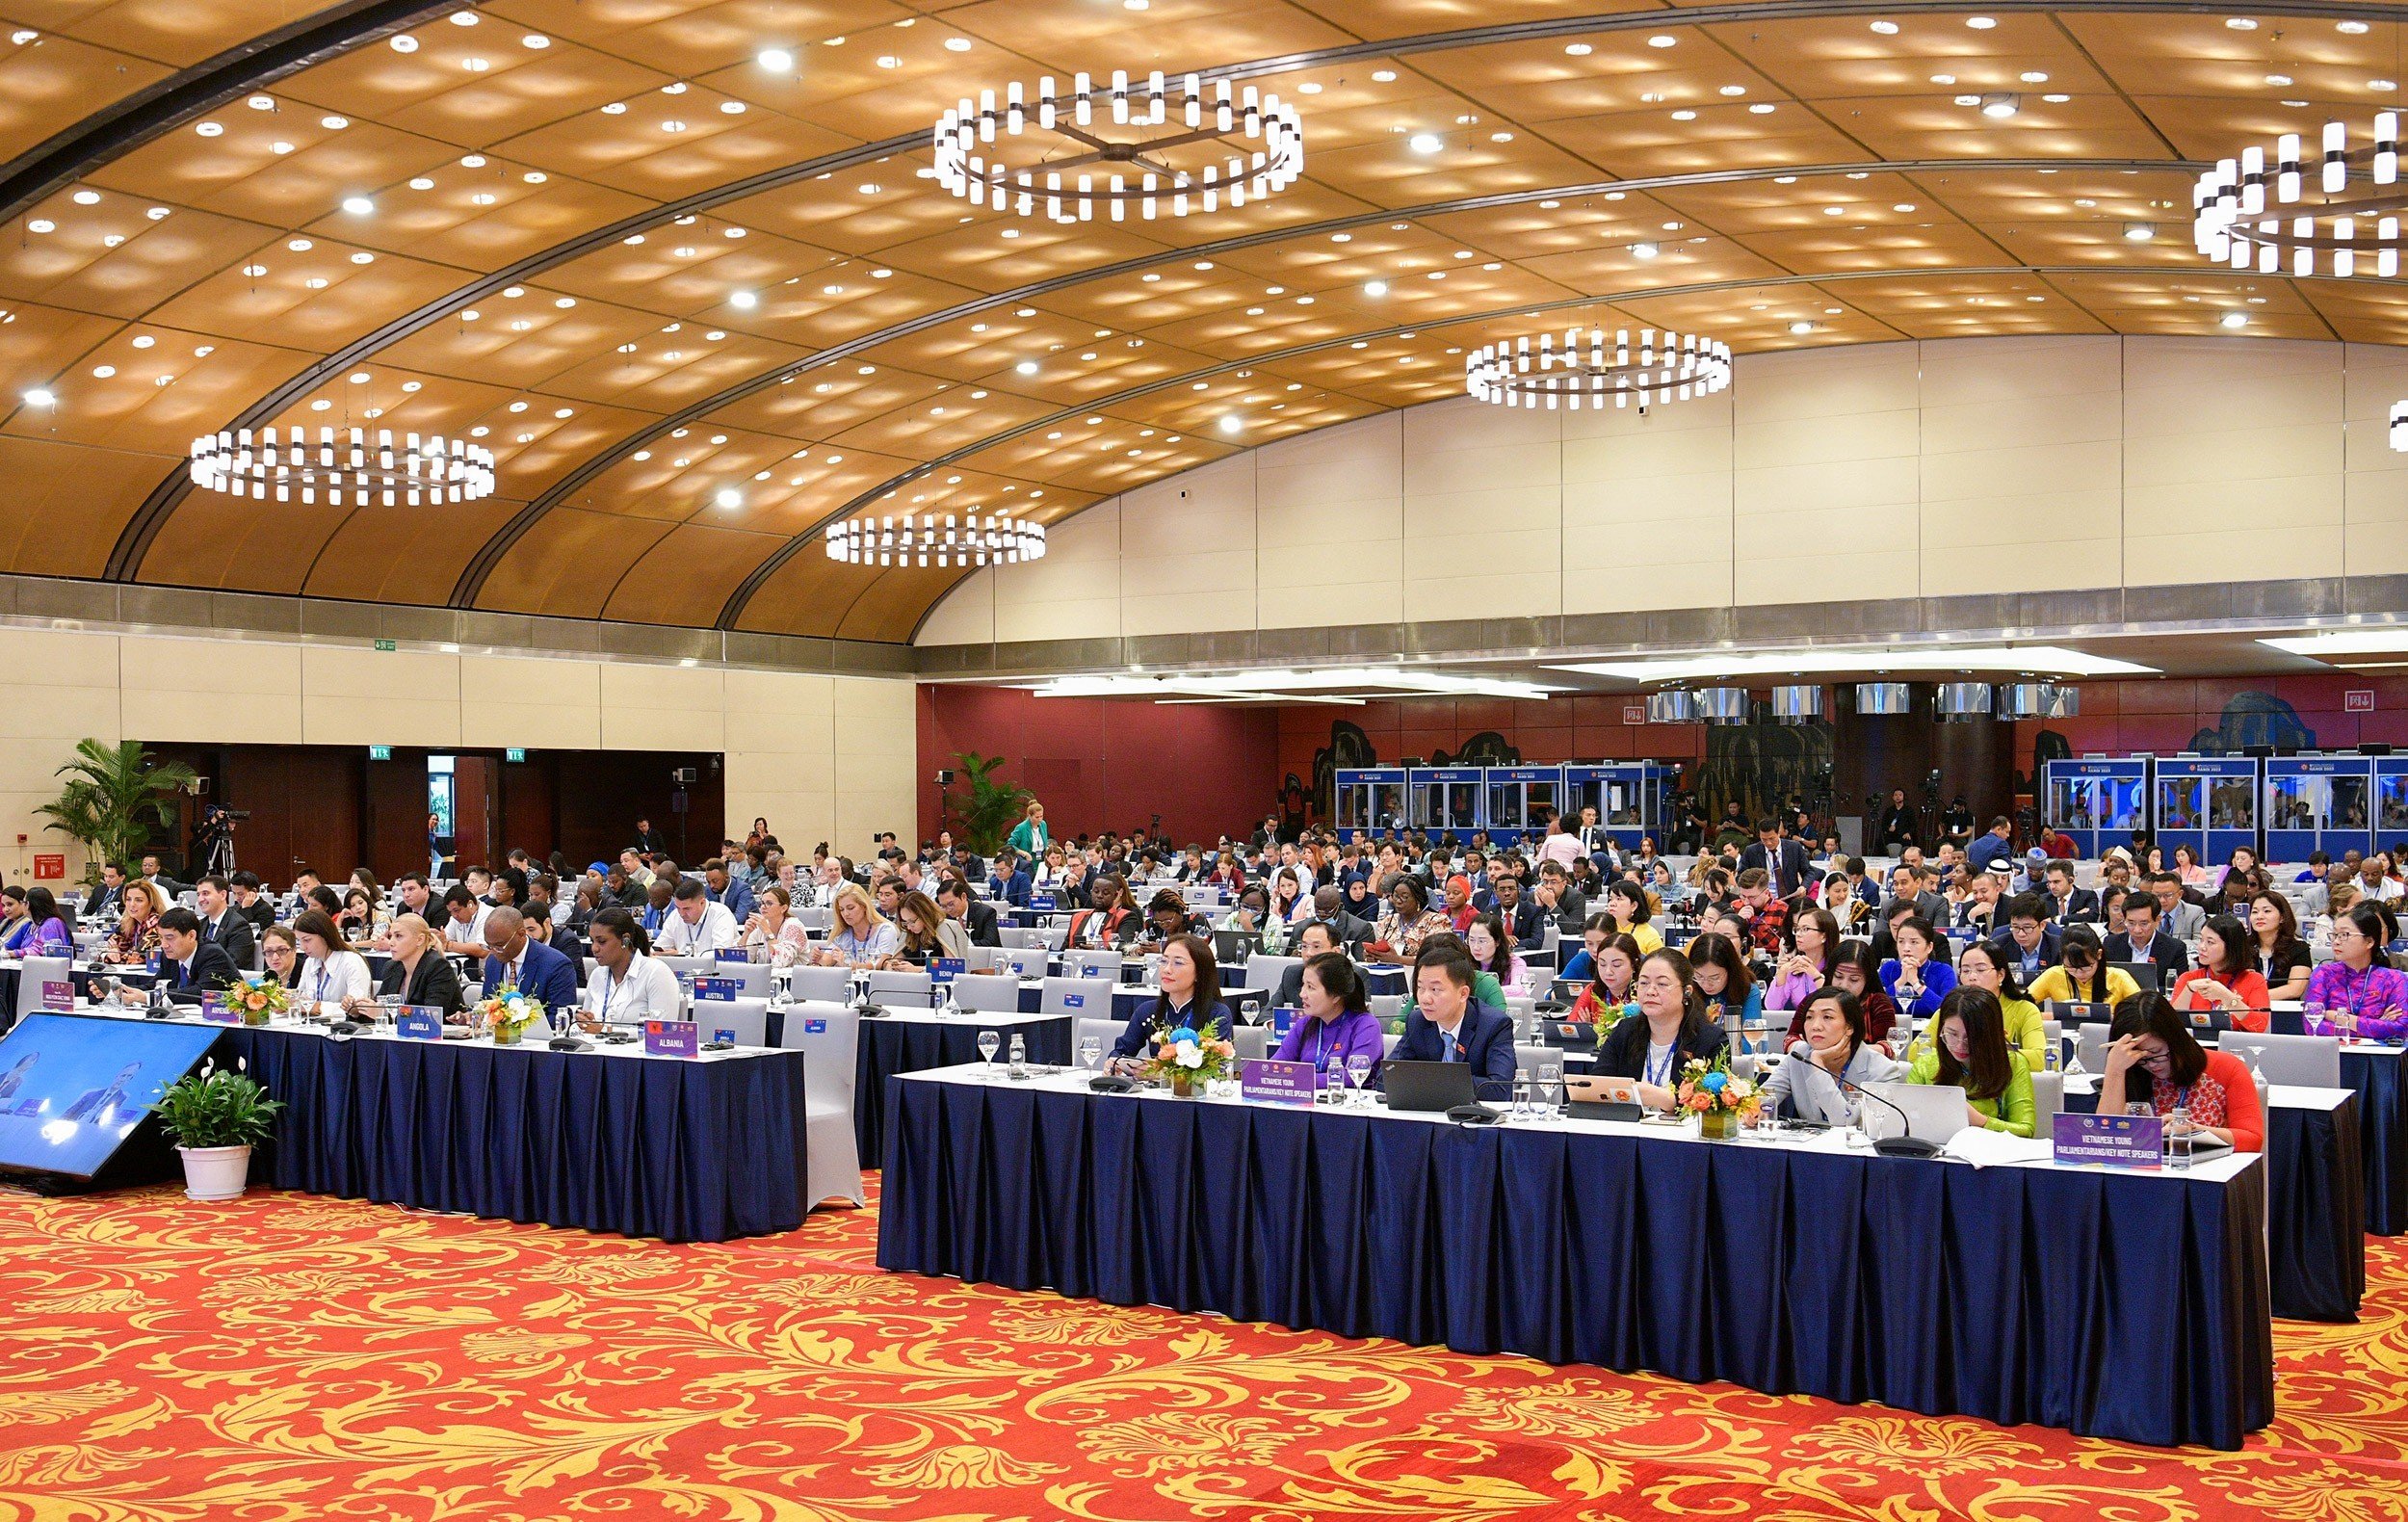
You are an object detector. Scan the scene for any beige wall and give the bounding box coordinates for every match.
[0,626,915,878]
[919,334,2408,643]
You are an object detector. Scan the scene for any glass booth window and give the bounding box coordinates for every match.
[2208,776,2255,829]
[2382,775,2408,832]
[2334,774,2371,830]
[2267,774,2330,830]
[2049,777,2100,832]
[2157,777,2202,830]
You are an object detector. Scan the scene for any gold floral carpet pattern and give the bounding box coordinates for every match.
[0,1181,2402,1522]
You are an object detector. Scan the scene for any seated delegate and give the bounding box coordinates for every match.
[1388,944,1516,1100]
[1878,915,1956,1025]
[1596,948,1731,1111]
[347,912,464,1017]
[1270,952,1385,1086]
[2027,925,2141,1010]
[2166,912,2271,1032]
[575,907,683,1028]
[2303,903,2408,1039]
[1107,932,1234,1071]
[2096,991,2264,1151]
[1761,988,1901,1125]
[1919,939,2047,1070]
[1901,986,2036,1138]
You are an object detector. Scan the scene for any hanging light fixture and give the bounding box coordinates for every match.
[1645,689,1701,723]
[1935,682,1995,721]
[1695,688,1751,724]
[824,512,1046,568]
[187,426,494,505]
[1771,685,1824,722]
[1999,683,2080,719]
[2193,113,2408,277]
[1465,326,1732,414]
[1855,683,1912,716]
[932,71,1303,223]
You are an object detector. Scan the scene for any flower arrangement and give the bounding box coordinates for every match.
[1586,996,1637,1049]
[1676,1052,1761,1139]
[475,988,547,1045]
[1141,1023,1238,1095]
[227,978,288,1027]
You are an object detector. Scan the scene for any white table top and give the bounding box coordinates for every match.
[2063,1073,2355,1114]
[900,1064,2261,1184]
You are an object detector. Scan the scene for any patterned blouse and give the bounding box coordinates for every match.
[2304,959,2408,1041]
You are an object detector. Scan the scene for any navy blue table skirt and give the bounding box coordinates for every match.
[2338,1050,2407,1235]
[220,1027,810,1243]
[879,1080,2273,1450]
[2066,1088,2363,1322]
[851,1015,1070,1164]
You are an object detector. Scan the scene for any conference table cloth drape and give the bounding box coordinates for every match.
[2340,1048,2406,1235]
[2066,1085,2364,1322]
[222,1025,810,1243]
[879,1072,2274,1451]
[847,1011,1071,1162]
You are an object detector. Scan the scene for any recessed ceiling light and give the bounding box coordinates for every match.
[2044,93,2071,102]
[1298,81,1322,93]
[662,119,686,132]
[21,388,53,407]
[2124,222,2156,241]
[1632,242,1660,258]
[1790,320,1815,334]
[944,37,971,51]
[1647,34,1677,47]
[877,53,901,67]
[1748,102,1775,114]
[322,116,347,129]
[2227,16,2259,29]
[2377,79,2400,92]
[1365,279,1389,295]
[522,33,547,47]
[408,176,433,189]
[1219,415,1243,433]
[2265,73,2292,87]
[715,487,742,509]
[720,100,746,114]
[25,219,50,232]
[758,45,795,71]
[460,153,484,167]
[2340,18,2370,33]
[1719,84,1746,96]
[195,121,222,137]
[92,365,114,378]
[1966,15,1996,28]
[1979,92,2020,117]
[2021,71,2049,83]
[1408,133,1443,153]
[1870,19,1899,34]
[2220,310,2248,328]
[341,196,373,215]
[1565,42,1591,55]
[1671,109,1697,120]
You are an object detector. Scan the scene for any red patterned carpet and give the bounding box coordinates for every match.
[0,1178,2401,1522]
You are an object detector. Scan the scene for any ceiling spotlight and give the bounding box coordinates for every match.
[2220,310,2249,328]
[1408,133,1443,153]
[1789,320,1815,334]
[1015,359,1039,375]
[1365,279,1389,295]
[1219,414,1243,433]
[2341,18,2370,32]
[341,196,373,215]
[21,387,54,407]
[1870,19,1899,34]
[730,291,758,309]
[2226,15,2259,28]
[715,487,742,508]
[2124,222,2156,241]
[390,34,419,52]
[1647,34,1677,47]
[448,9,477,23]
[1979,92,2020,118]
[1966,14,1997,27]
[1564,42,1591,55]
[758,47,793,71]
[1631,242,1660,258]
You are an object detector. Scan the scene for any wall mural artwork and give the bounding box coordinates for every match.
[2189,693,2318,754]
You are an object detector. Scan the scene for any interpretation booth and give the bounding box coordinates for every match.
[2043,756,2151,858]
[1337,761,1673,847]
[1406,766,1484,837]
[1332,767,1408,836]
[2265,754,2377,863]
[2153,754,2262,866]
[1484,766,1563,846]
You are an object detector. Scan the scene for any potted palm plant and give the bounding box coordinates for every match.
[149,1061,282,1201]
[36,739,196,884]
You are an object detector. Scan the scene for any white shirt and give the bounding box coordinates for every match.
[655,900,741,955]
[580,953,683,1025]
[441,904,489,948]
[296,950,371,1017]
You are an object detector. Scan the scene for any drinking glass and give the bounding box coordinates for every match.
[1346,1053,1373,1108]
[977,1028,1002,1075]
[1537,1061,1562,1119]
[1510,1076,1534,1120]
[378,993,400,1030]
[2303,1000,2326,1037]
[1080,1035,1103,1077]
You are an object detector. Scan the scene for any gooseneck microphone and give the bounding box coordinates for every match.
[1785,1041,1943,1158]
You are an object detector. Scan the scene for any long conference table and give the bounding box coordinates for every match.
[58,1003,810,1243]
[878,1065,2273,1451]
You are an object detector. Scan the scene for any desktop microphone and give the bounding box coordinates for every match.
[1787,1042,1942,1158]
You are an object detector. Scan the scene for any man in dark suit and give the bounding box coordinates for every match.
[633,817,667,856]
[84,862,127,924]
[479,907,580,1024]
[1491,873,1546,951]
[1739,820,1813,900]
[193,875,255,971]
[1987,893,2063,984]
[1388,945,1515,1100]
[2040,861,2099,924]
[2104,894,2188,984]
[937,877,1003,949]
[153,907,238,1005]
[1270,922,1343,1009]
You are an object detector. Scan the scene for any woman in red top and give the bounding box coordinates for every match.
[2098,992,2264,1152]
[2167,913,2271,1033]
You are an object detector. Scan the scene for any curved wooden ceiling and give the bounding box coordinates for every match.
[6,0,2408,643]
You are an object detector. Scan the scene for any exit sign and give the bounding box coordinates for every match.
[2347,690,2376,713]
[1623,705,1647,724]
[373,639,397,652]
[368,745,391,760]
[506,748,527,763]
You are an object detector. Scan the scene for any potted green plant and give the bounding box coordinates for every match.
[149,1061,282,1201]
[943,750,1031,855]
[35,739,196,885]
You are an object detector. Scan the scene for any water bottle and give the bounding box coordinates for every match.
[2044,1034,2060,1073]
[1008,1030,1027,1078]
[2167,1106,2193,1170]
[941,983,962,1021]
[768,966,790,1011]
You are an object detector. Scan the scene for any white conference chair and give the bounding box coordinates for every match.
[997,946,1048,979]
[1243,954,1301,994]
[2028,1069,2064,1126]
[1233,1024,1271,1063]
[963,945,1004,972]
[1040,976,1111,1021]
[777,1000,864,1208]
[2218,1030,2342,1088]
[1040,927,1069,952]
[1074,1015,1126,1062]
[1371,993,1403,1024]
[710,961,770,997]
[784,964,852,1005]
[867,968,934,1010]
[694,996,770,1047]
[949,973,1023,1013]
[2076,1021,2114,1073]
[13,955,69,1024]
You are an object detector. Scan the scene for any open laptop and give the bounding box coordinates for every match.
[1539,1018,1601,1051]
[1382,1059,1478,1113]
[2111,959,2167,993]
[1855,1080,1969,1147]
[1211,930,1261,966]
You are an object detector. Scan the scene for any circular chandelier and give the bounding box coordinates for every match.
[188,426,495,506]
[824,513,1047,568]
[2193,113,2407,276]
[933,70,1303,223]
[1464,327,1733,414]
